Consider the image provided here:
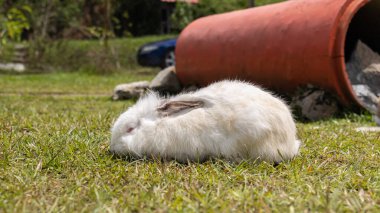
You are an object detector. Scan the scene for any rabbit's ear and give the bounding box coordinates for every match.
[157,100,204,116]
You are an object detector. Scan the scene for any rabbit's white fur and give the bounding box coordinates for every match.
[110,80,300,163]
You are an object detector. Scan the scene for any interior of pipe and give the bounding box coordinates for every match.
[345,0,380,59]
[344,0,380,112]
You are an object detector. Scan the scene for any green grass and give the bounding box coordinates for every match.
[0,69,158,95]
[1,35,176,73]
[0,72,379,212]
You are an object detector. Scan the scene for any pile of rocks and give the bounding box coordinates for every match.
[345,40,380,126]
[290,85,339,121]
[346,40,380,114]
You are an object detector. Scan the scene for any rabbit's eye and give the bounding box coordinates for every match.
[126,127,134,133]
[126,121,140,133]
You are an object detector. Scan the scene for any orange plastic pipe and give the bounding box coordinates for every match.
[175,0,373,107]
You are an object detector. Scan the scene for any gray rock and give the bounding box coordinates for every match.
[360,65,380,96]
[113,81,150,100]
[292,86,339,121]
[351,84,378,112]
[149,66,182,94]
[346,40,380,113]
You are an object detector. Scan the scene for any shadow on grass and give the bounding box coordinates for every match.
[107,150,284,169]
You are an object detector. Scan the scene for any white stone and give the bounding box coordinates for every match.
[0,63,26,72]
[113,81,150,100]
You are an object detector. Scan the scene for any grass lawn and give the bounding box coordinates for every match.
[0,71,379,212]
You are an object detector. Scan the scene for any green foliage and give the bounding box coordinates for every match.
[114,0,161,36]
[171,0,287,31]
[1,0,118,39]
[171,2,195,31]
[23,35,175,73]
[255,0,287,6]
[0,5,31,45]
[22,0,83,39]
[0,72,379,211]
[171,0,246,31]
[193,0,247,16]
[0,35,174,74]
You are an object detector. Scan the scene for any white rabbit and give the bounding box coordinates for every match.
[110,80,301,163]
